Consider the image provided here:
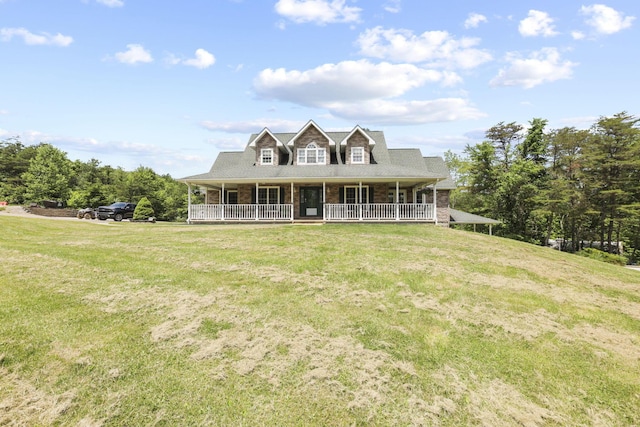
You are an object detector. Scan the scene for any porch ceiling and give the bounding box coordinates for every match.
[183,176,442,189]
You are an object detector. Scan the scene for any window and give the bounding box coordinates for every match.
[258,187,280,204]
[388,190,407,203]
[226,190,238,204]
[351,147,364,164]
[344,186,369,204]
[297,142,326,165]
[260,148,274,165]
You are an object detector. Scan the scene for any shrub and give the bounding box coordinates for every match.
[577,248,628,266]
[133,197,154,221]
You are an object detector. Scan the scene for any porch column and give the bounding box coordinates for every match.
[255,182,259,221]
[290,182,294,221]
[322,181,326,221]
[187,184,192,224]
[395,181,400,220]
[359,181,363,220]
[221,183,225,221]
[433,185,438,224]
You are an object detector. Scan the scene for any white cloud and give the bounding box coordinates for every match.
[253,59,459,107]
[490,48,577,89]
[356,27,492,69]
[383,0,401,14]
[96,0,124,7]
[252,59,483,125]
[519,10,558,37]
[183,48,215,69]
[274,0,361,25]
[0,27,73,46]
[201,119,304,134]
[326,98,486,124]
[581,4,635,35]
[571,30,586,40]
[114,44,153,64]
[464,13,487,29]
[0,109,8,115]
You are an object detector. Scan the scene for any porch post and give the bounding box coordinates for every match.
[322,181,326,221]
[433,185,438,224]
[290,182,294,221]
[359,181,363,220]
[255,182,259,221]
[187,184,192,224]
[221,183,225,221]
[395,181,400,220]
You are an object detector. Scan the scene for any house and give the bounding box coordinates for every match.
[179,120,456,224]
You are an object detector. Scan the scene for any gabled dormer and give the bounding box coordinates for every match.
[288,120,336,166]
[340,125,376,165]
[249,128,290,166]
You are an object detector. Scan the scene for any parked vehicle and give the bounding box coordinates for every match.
[77,207,96,220]
[97,202,136,221]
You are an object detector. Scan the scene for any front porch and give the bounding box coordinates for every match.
[188,203,436,223]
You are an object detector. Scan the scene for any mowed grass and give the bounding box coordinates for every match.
[1,215,639,426]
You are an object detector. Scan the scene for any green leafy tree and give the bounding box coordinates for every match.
[21,144,73,203]
[0,138,41,203]
[133,196,155,220]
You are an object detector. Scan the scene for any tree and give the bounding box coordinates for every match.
[485,121,523,172]
[21,144,72,203]
[133,197,155,220]
[0,138,41,203]
[581,112,640,252]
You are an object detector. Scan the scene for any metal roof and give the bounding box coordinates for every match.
[449,208,501,224]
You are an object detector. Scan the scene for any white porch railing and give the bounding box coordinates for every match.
[189,203,435,222]
[324,203,435,221]
[189,204,293,221]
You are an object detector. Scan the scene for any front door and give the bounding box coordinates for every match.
[300,187,322,217]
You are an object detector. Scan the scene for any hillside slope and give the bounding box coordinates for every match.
[1,216,639,426]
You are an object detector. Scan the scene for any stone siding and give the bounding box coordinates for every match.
[254,134,279,166]
[294,127,330,165]
[344,132,370,165]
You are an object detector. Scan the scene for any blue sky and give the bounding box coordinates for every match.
[1,0,638,178]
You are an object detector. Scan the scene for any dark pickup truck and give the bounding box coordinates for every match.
[97,202,136,221]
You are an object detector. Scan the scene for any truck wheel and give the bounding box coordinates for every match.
[114,213,123,221]
[98,216,106,221]
[84,212,92,220]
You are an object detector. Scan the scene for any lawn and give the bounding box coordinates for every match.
[1,215,639,426]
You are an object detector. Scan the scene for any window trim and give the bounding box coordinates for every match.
[388,189,407,203]
[226,190,238,204]
[344,185,369,204]
[257,186,280,205]
[351,147,365,164]
[297,142,326,165]
[260,148,274,165]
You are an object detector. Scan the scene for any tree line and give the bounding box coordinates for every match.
[0,138,202,221]
[446,111,640,263]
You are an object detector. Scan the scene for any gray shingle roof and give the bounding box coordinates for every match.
[180,126,453,185]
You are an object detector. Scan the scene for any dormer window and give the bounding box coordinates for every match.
[351,147,364,164]
[260,148,274,165]
[297,142,325,165]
